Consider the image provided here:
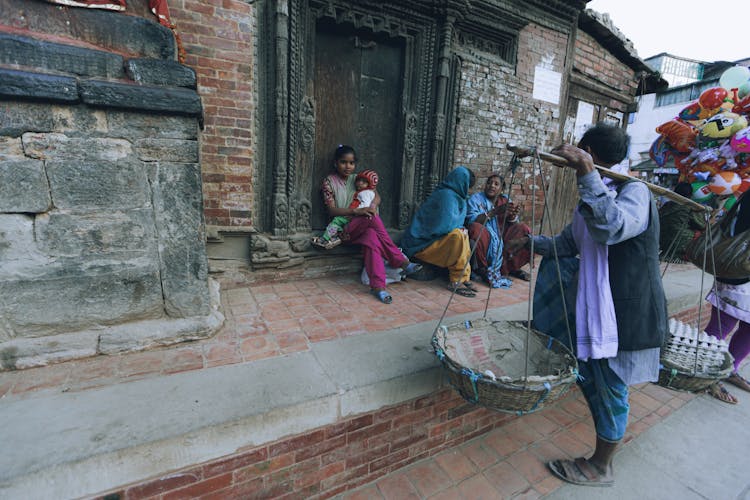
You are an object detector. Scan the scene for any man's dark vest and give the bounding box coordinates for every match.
[607,181,668,351]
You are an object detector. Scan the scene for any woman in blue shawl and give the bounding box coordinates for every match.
[465,174,514,288]
[401,166,478,296]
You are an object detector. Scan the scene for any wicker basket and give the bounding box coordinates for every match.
[658,354,734,392]
[657,318,735,392]
[431,318,578,414]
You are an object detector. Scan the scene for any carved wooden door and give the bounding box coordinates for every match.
[311,23,404,230]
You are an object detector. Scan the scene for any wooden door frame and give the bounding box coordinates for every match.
[256,0,444,237]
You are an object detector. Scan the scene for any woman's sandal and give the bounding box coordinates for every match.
[448,282,476,297]
[726,372,750,393]
[371,289,392,304]
[706,381,738,404]
[401,262,423,278]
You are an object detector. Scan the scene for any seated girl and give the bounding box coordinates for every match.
[317,145,420,304]
[312,169,378,249]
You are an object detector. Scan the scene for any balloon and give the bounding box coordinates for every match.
[649,136,672,166]
[700,113,748,139]
[699,87,728,109]
[709,171,742,195]
[656,119,697,152]
[719,66,750,91]
[691,181,714,202]
[739,81,750,100]
[723,194,738,211]
[731,126,750,153]
[678,101,713,121]
[733,95,750,115]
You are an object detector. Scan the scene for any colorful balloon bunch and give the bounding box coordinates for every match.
[650,65,750,209]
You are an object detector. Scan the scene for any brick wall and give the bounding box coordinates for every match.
[169,0,256,229]
[98,389,515,499]
[573,30,639,112]
[454,23,569,229]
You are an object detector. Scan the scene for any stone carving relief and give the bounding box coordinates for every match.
[296,199,311,231]
[274,194,289,229]
[404,112,418,161]
[300,96,316,152]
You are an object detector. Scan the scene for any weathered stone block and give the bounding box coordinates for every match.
[0,101,54,137]
[22,133,133,161]
[52,106,109,137]
[0,264,164,338]
[149,162,210,317]
[0,159,51,213]
[0,0,176,60]
[0,137,24,158]
[80,79,202,116]
[106,111,199,141]
[0,215,49,279]
[0,68,78,102]
[135,138,199,163]
[125,58,197,88]
[35,209,157,258]
[0,330,99,370]
[0,33,124,79]
[46,158,151,210]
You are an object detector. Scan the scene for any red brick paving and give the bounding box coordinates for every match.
[0,267,537,398]
[2,263,710,499]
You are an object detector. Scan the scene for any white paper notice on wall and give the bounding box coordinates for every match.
[574,101,595,143]
[532,66,561,105]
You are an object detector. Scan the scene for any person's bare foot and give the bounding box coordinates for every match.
[548,457,613,487]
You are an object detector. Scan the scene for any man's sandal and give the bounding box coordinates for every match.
[706,381,738,404]
[371,289,392,304]
[462,281,479,292]
[548,458,613,487]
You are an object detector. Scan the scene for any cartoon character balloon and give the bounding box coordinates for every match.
[699,87,729,110]
[649,136,673,166]
[678,101,713,121]
[656,119,697,152]
[733,95,750,116]
[731,126,750,153]
[699,113,748,140]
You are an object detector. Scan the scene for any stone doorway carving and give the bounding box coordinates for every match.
[256,0,443,240]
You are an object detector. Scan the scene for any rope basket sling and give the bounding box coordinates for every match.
[430,148,578,414]
[657,207,738,392]
[432,319,577,414]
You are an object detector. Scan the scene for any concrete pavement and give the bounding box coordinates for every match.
[545,363,750,500]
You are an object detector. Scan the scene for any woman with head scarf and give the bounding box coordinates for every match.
[400,166,479,297]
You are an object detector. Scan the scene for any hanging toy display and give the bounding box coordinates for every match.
[650,66,750,199]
